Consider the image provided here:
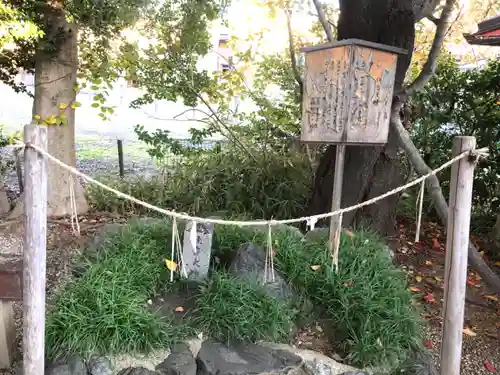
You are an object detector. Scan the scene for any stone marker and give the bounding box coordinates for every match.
[181,221,214,281]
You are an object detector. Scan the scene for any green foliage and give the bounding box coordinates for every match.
[191,271,296,343]
[409,54,500,225]
[45,219,194,359]
[47,217,421,369]
[213,226,423,369]
[86,142,313,220]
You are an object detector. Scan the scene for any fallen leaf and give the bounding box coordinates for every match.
[462,327,477,337]
[432,238,440,249]
[484,295,499,302]
[467,279,480,288]
[479,250,485,257]
[409,286,421,293]
[343,281,354,287]
[174,306,184,312]
[422,313,434,319]
[415,275,423,283]
[425,260,433,266]
[423,294,436,303]
[310,265,321,271]
[434,276,442,282]
[165,259,178,271]
[495,261,500,267]
[484,359,497,372]
[423,340,433,349]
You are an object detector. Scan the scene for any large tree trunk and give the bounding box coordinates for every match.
[307,0,415,236]
[11,6,88,218]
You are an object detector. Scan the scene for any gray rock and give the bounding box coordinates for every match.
[304,228,329,243]
[156,343,196,375]
[258,343,358,375]
[88,356,113,375]
[339,372,370,375]
[228,243,295,300]
[45,356,87,375]
[116,367,157,375]
[196,340,302,375]
[404,349,438,375]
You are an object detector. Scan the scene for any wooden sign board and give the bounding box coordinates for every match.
[301,39,406,145]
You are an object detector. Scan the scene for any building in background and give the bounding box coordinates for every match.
[0,28,236,141]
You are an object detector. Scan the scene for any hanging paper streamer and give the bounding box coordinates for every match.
[170,217,177,282]
[69,176,80,236]
[331,212,343,273]
[415,181,425,243]
[268,223,275,283]
[307,217,318,232]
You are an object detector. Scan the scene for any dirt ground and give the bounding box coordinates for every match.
[0,214,499,374]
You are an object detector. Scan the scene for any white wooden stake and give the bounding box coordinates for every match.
[328,144,345,262]
[440,136,476,375]
[23,124,48,375]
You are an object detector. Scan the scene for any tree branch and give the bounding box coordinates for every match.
[312,0,334,42]
[398,0,457,100]
[427,15,440,25]
[390,103,500,294]
[285,8,304,110]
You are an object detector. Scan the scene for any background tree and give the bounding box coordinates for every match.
[2,0,227,217]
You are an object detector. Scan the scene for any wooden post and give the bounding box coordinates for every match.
[328,144,345,258]
[0,301,15,368]
[440,136,476,375]
[23,124,48,375]
[117,139,124,178]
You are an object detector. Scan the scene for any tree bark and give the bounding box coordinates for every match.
[307,0,415,236]
[11,7,88,218]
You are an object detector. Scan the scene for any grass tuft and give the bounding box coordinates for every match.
[190,271,296,343]
[45,219,193,360]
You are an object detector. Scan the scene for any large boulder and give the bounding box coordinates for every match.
[259,343,359,375]
[88,356,113,375]
[228,243,295,300]
[196,340,302,375]
[45,356,87,375]
[117,367,157,375]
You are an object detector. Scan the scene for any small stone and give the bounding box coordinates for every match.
[45,355,87,375]
[88,356,113,375]
[117,367,157,375]
[228,243,295,300]
[156,343,196,375]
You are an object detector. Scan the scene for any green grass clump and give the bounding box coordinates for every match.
[213,226,423,369]
[86,146,313,221]
[191,271,296,343]
[45,219,193,360]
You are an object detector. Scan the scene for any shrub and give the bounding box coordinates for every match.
[409,54,500,228]
[86,143,313,221]
[213,225,423,369]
